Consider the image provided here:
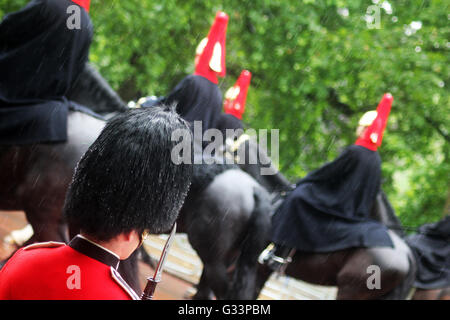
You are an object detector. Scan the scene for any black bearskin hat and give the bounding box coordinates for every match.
[64,106,193,241]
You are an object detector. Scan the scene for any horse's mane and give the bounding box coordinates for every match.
[237,137,292,193]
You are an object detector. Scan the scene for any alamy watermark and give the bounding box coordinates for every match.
[66,5,81,30]
[366,265,381,290]
[66,265,81,290]
[365,0,393,29]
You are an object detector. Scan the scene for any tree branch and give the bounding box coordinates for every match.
[327,88,355,117]
[424,116,450,143]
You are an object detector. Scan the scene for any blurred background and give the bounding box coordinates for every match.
[1,0,448,229]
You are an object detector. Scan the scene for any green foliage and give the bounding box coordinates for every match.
[1,0,448,229]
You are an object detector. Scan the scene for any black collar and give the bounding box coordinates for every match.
[69,235,120,270]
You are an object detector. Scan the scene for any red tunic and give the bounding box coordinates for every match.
[0,236,139,300]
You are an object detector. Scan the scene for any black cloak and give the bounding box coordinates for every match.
[406,216,450,289]
[217,113,244,135]
[216,113,244,146]
[271,145,393,252]
[161,75,223,135]
[0,0,93,144]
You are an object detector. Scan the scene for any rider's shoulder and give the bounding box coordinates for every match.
[23,241,66,251]
[347,144,377,155]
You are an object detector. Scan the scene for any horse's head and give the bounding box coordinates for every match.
[231,136,292,194]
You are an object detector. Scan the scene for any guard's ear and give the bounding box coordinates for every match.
[119,230,136,243]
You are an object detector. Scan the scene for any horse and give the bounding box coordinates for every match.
[220,137,419,299]
[0,110,105,247]
[0,63,273,300]
[406,215,450,300]
[178,131,449,299]
[250,190,417,300]
[175,157,272,299]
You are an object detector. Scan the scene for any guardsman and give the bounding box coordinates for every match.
[162,11,229,135]
[0,106,193,299]
[263,94,394,269]
[0,0,93,144]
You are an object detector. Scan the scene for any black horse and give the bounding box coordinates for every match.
[241,136,448,300]
[407,216,450,300]
[0,63,121,248]
[224,137,417,299]
[176,156,272,299]
[249,190,416,300]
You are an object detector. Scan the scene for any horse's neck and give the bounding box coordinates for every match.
[237,139,292,193]
[67,62,128,114]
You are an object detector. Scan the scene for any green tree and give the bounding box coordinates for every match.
[1,0,448,229]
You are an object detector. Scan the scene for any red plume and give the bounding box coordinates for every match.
[355,93,393,151]
[223,70,252,120]
[71,0,90,12]
[194,11,228,84]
